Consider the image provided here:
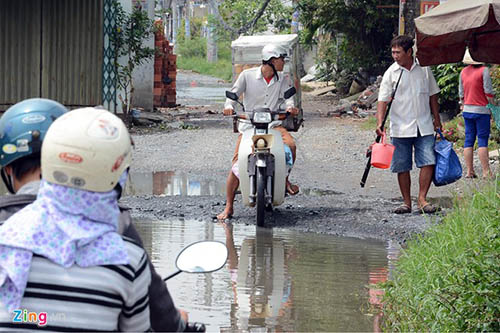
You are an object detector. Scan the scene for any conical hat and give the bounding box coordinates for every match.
[463,49,484,65]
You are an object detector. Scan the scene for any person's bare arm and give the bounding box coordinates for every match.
[375,101,389,136]
[487,96,496,106]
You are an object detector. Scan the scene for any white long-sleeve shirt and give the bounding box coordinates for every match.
[225,66,295,132]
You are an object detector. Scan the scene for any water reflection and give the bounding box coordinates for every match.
[222,224,295,331]
[134,218,400,332]
[125,171,225,196]
[367,240,400,332]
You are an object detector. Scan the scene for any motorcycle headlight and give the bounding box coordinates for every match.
[253,112,272,124]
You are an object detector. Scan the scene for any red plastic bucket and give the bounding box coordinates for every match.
[371,133,395,169]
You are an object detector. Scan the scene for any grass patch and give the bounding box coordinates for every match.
[381,178,500,332]
[176,37,233,82]
[300,84,314,92]
[361,115,377,131]
[177,56,232,82]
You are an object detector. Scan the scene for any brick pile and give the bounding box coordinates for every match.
[154,21,176,107]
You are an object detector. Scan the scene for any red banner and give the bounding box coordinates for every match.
[420,1,440,15]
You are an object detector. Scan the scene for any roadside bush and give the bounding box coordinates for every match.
[491,65,500,97]
[381,179,500,332]
[441,114,500,150]
[441,115,465,146]
[176,38,232,81]
[433,63,464,116]
[177,56,232,82]
[177,36,207,59]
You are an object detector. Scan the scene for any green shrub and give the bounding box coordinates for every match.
[177,56,232,82]
[381,179,500,332]
[442,115,465,144]
[176,37,232,81]
[177,36,207,59]
[491,65,500,98]
[441,114,500,150]
[433,63,464,115]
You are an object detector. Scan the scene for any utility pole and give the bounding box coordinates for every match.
[207,0,217,63]
[291,6,299,33]
[185,0,191,39]
[171,0,178,51]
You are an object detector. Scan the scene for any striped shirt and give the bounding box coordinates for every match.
[0,237,151,332]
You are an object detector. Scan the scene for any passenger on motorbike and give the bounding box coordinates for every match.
[217,44,299,220]
[0,100,188,332]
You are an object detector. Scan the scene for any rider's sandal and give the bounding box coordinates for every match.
[286,183,300,196]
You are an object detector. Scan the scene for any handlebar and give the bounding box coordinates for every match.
[225,110,289,118]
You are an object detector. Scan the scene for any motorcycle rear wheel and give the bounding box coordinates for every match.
[256,166,266,227]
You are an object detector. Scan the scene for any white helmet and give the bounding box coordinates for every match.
[41,107,132,192]
[261,44,287,62]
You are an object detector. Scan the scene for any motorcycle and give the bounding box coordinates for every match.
[225,87,296,227]
[163,240,228,332]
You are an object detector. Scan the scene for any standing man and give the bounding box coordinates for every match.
[376,35,442,214]
[217,44,299,220]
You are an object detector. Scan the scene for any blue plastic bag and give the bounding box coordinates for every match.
[284,144,294,174]
[487,104,500,130]
[433,129,462,186]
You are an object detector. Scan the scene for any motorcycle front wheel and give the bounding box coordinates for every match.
[256,166,266,227]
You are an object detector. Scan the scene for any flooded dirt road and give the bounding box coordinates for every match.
[122,70,489,244]
[118,70,500,332]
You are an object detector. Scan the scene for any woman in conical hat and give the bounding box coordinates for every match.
[459,49,496,179]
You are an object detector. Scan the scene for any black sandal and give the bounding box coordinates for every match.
[394,204,411,214]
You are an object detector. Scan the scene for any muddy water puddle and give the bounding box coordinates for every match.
[124,171,349,198]
[175,70,231,106]
[125,171,226,196]
[177,86,229,106]
[134,218,400,332]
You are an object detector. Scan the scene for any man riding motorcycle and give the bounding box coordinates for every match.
[217,44,299,220]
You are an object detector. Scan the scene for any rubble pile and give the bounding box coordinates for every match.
[154,20,177,108]
[325,76,382,118]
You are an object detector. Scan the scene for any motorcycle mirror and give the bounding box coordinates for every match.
[284,87,296,100]
[225,91,238,101]
[163,241,228,281]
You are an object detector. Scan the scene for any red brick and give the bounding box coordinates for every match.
[153,96,162,105]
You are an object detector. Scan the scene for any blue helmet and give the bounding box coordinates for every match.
[0,98,68,192]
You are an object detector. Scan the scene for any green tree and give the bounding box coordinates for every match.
[210,0,293,40]
[298,0,398,78]
[111,1,156,124]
